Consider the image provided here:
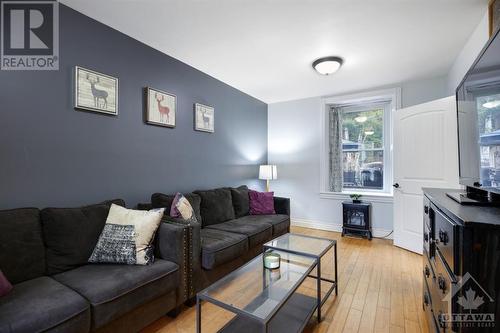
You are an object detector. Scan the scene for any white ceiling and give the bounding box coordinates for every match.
[61,0,488,103]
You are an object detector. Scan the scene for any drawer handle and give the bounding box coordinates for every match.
[424,265,430,278]
[438,275,446,293]
[424,292,430,306]
[424,205,429,214]
[438,312,446,328]
[438,229,449,245]
[424,232,429,242]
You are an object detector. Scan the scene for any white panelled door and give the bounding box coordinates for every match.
[393,96,459,254]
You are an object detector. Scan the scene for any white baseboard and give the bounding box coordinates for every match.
[291,218,394,239]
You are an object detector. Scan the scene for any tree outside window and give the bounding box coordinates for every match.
[341,107,385,190]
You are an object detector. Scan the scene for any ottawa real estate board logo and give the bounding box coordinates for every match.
[443,272,495,329]
[1,0,59,70]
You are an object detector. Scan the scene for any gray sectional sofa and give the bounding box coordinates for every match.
[0,186,290,332]
[150,186,290,298]
[0,199,189,333]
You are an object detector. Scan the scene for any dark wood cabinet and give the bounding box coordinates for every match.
[423,188,500,333]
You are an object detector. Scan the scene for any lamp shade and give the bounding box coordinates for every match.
[259,165,277,180]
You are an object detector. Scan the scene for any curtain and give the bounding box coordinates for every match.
[329,106,343,192]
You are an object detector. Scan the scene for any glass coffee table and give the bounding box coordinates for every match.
[263,233,338,323]
[196,234,338,333]
[196,250,318,333]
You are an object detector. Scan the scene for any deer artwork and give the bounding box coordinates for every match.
[155,93,170,123]
[86,74,108,109]
[202,108,211,129]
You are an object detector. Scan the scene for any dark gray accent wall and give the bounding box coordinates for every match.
[0,5,268,209]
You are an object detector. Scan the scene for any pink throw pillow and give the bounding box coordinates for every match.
[0,270,12,297]
[249,190,275,215]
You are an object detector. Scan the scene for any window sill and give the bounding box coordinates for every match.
[319,191,393,204]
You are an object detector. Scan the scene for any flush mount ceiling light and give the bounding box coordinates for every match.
[312,56,343,75]
[364,130,375,136]
[354,116,367,123]
[483,100,500,109]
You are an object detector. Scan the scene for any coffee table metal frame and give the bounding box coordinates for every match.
[262,233,338,323]
[195,250,318,333]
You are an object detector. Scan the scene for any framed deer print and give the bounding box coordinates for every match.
[490,0,500,36]
[146,87,176,128]
[74,66,118,115]
[194,103,214,133]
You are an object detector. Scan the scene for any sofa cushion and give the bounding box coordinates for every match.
[200,229,248,270]
[41,199,125,275]
[53,259,179,330]
[230,185,250,218]
[151,192,202,223]
[206,219,272,248]
[0,208,45,284]
[0,276,90,333]
[194,188,235,227]
[233,214,290,236]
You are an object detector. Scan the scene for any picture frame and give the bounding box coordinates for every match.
[194,103,215,133]
[74,66,118,115]
[489,0,500,36]
[146,87,176,128]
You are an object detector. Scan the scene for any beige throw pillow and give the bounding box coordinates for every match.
[89,204,165,265]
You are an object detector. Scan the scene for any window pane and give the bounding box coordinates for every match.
[342,108,384,150]
[343,150,384,190]
[476,93,500,187]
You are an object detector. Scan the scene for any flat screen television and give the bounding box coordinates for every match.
[455,27,500,204]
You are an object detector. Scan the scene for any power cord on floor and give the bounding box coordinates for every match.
[374,230,393,239]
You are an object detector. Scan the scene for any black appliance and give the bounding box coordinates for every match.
[341,201,371,240]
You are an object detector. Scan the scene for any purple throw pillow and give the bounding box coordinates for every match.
[249,190,275,215]
[0,270,12,297]
[170,193,197,223]
[170,192,183,218]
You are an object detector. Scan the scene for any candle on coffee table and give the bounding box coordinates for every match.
[263,253,280,269]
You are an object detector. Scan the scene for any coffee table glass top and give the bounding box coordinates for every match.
[198,250,315,321]
[263,233,334,258]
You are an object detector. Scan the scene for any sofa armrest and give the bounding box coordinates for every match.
[155,220,190,304]
[274,196,290,216]
[161,215,201,300]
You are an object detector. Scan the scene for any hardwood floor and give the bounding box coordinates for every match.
[142,226,428,333]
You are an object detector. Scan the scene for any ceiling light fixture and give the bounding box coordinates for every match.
[312,56,343,75]
[483,100,500,109]
[354,116,367,123]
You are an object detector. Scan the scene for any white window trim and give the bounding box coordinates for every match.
[319,87,401,197]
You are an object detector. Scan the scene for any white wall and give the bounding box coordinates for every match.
[268,77,449,237]
[269,10,490,236]
[446,12,489,95]
[401,76,447,108]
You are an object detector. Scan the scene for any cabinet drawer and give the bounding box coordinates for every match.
[434,250,457,332]
[423,276,440,333]
[423,251,435,293]
[424,221,434,259]
[424,196,432,230]
[433,205,457,273]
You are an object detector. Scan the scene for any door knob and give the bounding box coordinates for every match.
[393,183,400,188]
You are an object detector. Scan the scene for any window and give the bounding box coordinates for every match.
[320,89,398,195]
[341,104,386,191]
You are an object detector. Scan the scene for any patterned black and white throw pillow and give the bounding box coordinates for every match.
[89,204,164,265]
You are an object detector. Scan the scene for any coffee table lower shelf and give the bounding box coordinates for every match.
[217,293,317,333]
